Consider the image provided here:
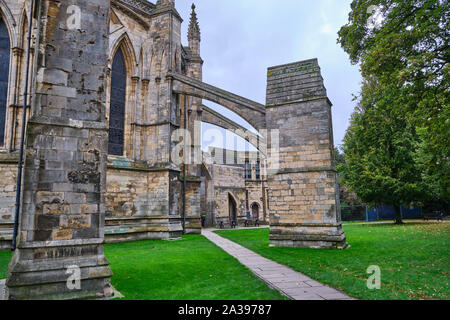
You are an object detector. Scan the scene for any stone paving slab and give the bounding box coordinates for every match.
[0,279,5,300]
[202,229,354,300]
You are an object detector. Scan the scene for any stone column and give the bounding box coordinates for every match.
[6,0,113,299]
[266,59,347,249]
[182,3,203,234]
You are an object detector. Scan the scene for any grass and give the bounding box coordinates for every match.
[105,234,286,300]
[215,223,450,300]
[0,250,10,279]
[0,235,286,300]
[342,219,433,224]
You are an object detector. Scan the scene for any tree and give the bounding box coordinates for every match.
[337,0,449,218]
[342,79,431,224]
[335,147,363,206]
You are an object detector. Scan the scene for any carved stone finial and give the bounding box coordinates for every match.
[188,3,200,42]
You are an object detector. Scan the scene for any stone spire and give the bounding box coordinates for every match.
[188,3,201,56]
[188,3,201,42]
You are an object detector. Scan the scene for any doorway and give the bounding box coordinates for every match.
[251,203,259,220]
[228,193,237,225]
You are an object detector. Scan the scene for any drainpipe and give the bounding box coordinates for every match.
[12,0,35,251]
[182,95,187,234]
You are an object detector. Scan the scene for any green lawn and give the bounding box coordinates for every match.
[215,223,450,300]
[105,234,286,300]
[0,250,10,279]
[0,235,286,300]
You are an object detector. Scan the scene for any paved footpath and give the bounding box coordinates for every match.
[202,229,354,300]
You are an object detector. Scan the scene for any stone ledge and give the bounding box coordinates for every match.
[270,222,343,228]
[272,166,337,174]
[17,238,104,249]
[107,157,181,173]
[6,255,110,273]
[106,215,182,221]
[0,152,19,164]
[270,233,346,242]
[266,96,332,108]
[269,239,349,250]
[27,115,107,130]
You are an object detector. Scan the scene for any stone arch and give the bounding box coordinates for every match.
[17,7,28,49]
[0,0,17,48]
[171,73,266,131]
[201,105,266,155]
[109,31,137,76]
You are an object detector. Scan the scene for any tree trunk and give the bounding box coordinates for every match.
[394,204,404,224]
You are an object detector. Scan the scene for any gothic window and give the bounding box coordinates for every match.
[108,48,127,156]
[255,161,261,180]
[0,18,10,147]
[245,160,252,180]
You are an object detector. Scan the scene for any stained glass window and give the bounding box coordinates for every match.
[108,48,126,155]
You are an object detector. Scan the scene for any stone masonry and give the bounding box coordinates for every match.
[0,0,348,300]
[6,0,113,299]
[266,59,347,249]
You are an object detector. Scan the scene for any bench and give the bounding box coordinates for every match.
[423,211,444,221]
[244,218,260,227]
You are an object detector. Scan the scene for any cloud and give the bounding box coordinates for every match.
[321,24,333,34]
[176,0,362,147]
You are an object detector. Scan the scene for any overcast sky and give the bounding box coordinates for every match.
[173,0,362,150]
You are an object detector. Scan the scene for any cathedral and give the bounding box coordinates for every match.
[0,0,269,247]
[0,0,346,299]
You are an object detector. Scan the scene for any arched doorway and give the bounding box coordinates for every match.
[108,47,127,156]
[251,203,260,220]
[228,193,237,225]
[0,18,10,147]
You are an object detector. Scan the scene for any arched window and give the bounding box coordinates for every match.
[0,18,10,147]
[108,48,127,155]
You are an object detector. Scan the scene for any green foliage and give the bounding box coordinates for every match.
[216,225,450,300]
[335,147,363,206]
[337,0,449,208]
[341,80,429,209]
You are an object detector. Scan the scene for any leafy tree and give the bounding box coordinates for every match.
[335,147,363,206]
[337,0,449,219]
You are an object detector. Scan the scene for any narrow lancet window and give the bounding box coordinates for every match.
[108,48,127,155]
[0,18,10,147]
